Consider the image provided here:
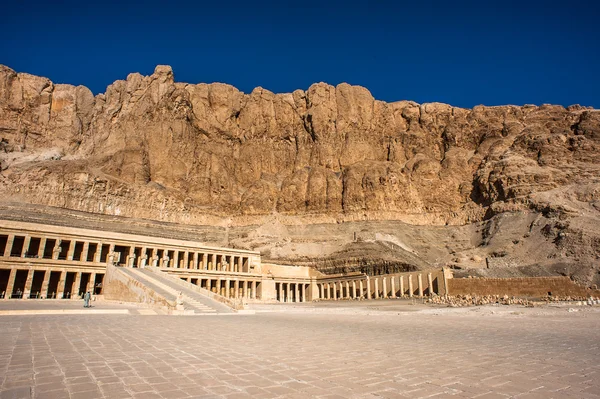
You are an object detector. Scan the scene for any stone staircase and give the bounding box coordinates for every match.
[118,267,234,314]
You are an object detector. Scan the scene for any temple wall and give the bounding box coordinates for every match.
[447,276,590,297]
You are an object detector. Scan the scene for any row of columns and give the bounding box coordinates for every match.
[144,248,249,273]
[318,273,436,300]
[1,268,103,300]
[276,282,307,303]
[1,233,252,273]
[181,277,259,300]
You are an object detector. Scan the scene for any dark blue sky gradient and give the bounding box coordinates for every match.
[2,0,599,108]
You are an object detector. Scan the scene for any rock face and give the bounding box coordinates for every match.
[0,65,599,284]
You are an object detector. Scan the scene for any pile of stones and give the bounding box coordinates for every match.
[428,294,600,307]
[541,295,594,303]
[428,294,531,307]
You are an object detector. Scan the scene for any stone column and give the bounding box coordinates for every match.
[237,257,242,272]
[140,253,148,268]
[87,273,96,295]
[95,243,103,263]
[3,234,14,257]
[294,284,299,303]
[52,240,62,260]
[56,270,66,299]
[359,280,364,299]
[366,278,371,300]
[203,253,208,270]
[428,273,434,296]
[40,269,51,299]
[23,269,33,299]
[192,252,199,269]
[400,276,405,297]
[150,248,157,266]
[343,281,349,299]
[351,280,356,299]
[182,252,188,269]
[242,281,248,298]
[418,274,424,297]
[301,284,306,303]
[382,277,387,299]
[38,237,47,258]
[232,279,238,299]
[81,242,90,262]
[66,241,76,261]
[374,278,379,299]
[128,247,135,267]
[216,278,222,296]
[230,256,236,273]
[408,274,414,298]
[4,269,15,299]
[325,283,330,300]
[391,277,396,298]
[251,280,257,299]
[21,236,31,257]
[72,272,82,298]
[331,282,337,300]
[173,251,179,269]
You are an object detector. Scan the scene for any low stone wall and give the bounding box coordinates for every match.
[448,276,590,297]
[103,264,174,311]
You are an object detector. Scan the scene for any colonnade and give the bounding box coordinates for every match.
[0,233,253,272]
[181,276,260,300]
[144,248,250,273]
[0,268,103,299]
[317,273,438,300]
[275,282,309,303]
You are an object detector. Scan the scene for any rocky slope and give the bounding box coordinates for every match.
[0,65,598,284]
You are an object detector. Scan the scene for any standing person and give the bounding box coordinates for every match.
[83,291,91,308]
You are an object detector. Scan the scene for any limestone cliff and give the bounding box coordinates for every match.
[1,65,599,284]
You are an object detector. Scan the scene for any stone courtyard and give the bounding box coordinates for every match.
[1,301,599,399]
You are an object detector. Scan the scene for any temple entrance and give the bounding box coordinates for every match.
[27,238,41,258]
[47,271,61,299]
[79,273,91,296]
[114,245,131,266]
[11,270,28,298]
[43,239,55,259]
[63,272,76,298]
[30,270,45,298]
[0,235,7,255]
[10,236,25,257]
[58,240,70,260]
[87,243,98,262]
[0,269,10,298]
[72,242,84,261]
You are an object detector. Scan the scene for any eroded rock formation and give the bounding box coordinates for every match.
[1,65,599,284]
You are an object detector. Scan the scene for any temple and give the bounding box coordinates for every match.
[0,218,449,312]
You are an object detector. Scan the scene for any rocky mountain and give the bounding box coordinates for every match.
[1,65,599,284]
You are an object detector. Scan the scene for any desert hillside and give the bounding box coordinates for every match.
[0,65,598,284]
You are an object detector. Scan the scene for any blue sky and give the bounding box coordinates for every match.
[2,0,599,108]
